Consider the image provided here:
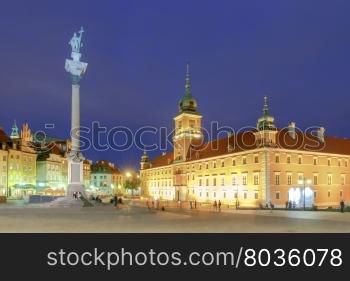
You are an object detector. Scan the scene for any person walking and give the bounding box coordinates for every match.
[340,200,345,213]
[114,195,118,209]
[213,200,217,211]
[194,200,197,209]
[190,201,193,209]
[218,200,221,212]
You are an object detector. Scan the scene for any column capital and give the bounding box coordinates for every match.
[71,74,82,85]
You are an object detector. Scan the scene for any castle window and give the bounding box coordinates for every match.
[345,160,348,167]
[253,173,259,185]
[328,191,331,198]
[275,155,280,163]
[232,174,237,185]
[221,177,225,186]
[341,174,345,185]
[206,178,209,186]
[221,161,225,167]
[232,159,236,166]
[287,156,291,163]
[327,174,332,185]
[276,192,280,200]
[275,173,280,185]
[189,120,195,128]
[213,162,216,168]
[313,174,318,185]
[340,190,343,197]
[199,179,202,186]
[242,174,247,185]
[254,155,259,163]
[313,157,318,165]
[298,155,302,164]
[338,159,341,166]
[199,164,202,170]
[213,178,216,186]
[244,192,247,199]
[255,192,258,200]
[242,157,247,165]
[206,163,209,169]
[328,158,331,166]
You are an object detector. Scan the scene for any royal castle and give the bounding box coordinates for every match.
[140,66,350,208]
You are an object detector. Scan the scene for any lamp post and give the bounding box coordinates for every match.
[298,177,312,210]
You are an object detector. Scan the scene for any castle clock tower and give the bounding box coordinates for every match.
[173,64,202,162]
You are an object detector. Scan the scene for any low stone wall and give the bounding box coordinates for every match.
[28,195,64,204]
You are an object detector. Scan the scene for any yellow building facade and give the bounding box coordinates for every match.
[140,68,350,208]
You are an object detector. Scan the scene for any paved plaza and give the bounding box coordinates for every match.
[0,200,350,233]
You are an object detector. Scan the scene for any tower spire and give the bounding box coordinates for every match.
[178,63,198,114]
[263,95,269,116]
[257,96,276,131]
[10,120,19,139]
[184,63,191,97]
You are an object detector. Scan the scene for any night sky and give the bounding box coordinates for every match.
[1,0,350,171]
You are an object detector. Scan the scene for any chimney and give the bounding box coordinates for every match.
[288,122,296,139]
[317,127,325,143]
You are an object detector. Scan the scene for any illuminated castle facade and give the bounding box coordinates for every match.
[140,66,350,208]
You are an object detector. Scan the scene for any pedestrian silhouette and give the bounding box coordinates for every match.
[340,200,345,213]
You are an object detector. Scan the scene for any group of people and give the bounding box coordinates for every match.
[189,200,197,209]
[213,200,222,212]
[146,200,165,211]
[113,195,123,209]
[72,191,82,199]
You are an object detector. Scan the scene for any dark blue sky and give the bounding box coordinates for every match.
[1,0,350,170]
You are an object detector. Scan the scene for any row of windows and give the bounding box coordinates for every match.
[9,164,34,173]
[197,174,259,187]
[274,173,346,186]
[188,189,258,200]
[275,190,343,200]
[275,154,349,167]
[144,153,350,178]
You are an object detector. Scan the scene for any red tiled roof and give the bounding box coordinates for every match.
[148,129,350,168]
[150,152,174,168]
[0,128,9,142]
[91,160,122,174]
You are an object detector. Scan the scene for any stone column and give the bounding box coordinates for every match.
[71,83,80,153]
[65,28,88,199]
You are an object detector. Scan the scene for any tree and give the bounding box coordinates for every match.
[124,174,140,196]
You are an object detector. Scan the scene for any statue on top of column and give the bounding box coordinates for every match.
[69,27,84,53]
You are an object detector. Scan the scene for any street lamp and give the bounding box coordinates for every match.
[298,177,312,210]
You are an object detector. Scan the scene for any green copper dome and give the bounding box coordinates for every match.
[179,64,198,114]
